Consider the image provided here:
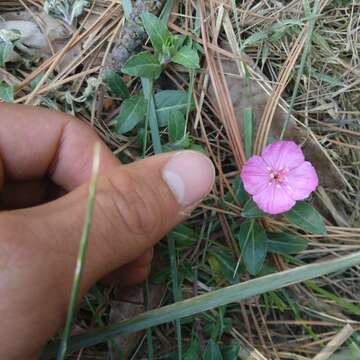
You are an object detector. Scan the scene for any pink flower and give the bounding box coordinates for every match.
[240,141,318,215]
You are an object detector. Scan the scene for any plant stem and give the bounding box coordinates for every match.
[56,143,101,360]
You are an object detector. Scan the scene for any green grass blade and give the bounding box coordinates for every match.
[167,235,183,359]
[56,143,101,360]
[42,250,360,358]
[160,0,176,23]
[185,70,195,131]
[148,95,162,154]
[143,280,154,359]
[142,78,162,154]
[306,280,360,316]
[243,107,253,159]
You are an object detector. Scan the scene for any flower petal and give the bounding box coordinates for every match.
[261,140,304,171]
[286,161,318,200]
[240,155,270,195]
[253,183,295,215]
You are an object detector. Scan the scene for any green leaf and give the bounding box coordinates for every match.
[241,31,268,49]
[122,52,162,79]
[169,224,197,247]
[41,250,360,358]
[284,202,326,235]
[184,338,200,360]
[312,71,343,87]
[141,78,163,154]
[204,340,223,360]
[208,255,223,284]
[242,199,265,218]
[172,46,200,69]
[172,35,186,52]
[270,30,287,42]
[154,90,195,127]
[115,95,147,134]
[237,220,267,275]
[188,143,204,152]
[268,232,308,255]
[194,42,205,54]
[0,40,13,67]
[231,177,248,205]
[210,249,241,284]
[222,344,240,360]
[168,110,186,143]
[142,12,171,53]
[103,69,129,99]
[0,82,14,102]
[163,134,191,151]
[307,280,360,316]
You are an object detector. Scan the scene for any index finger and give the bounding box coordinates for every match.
[0,103,120,190]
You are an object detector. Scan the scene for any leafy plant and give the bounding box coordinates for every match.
[105,11,200,153]
[141,12,199,70]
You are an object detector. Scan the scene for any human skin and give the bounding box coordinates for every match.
[0,103,215,359]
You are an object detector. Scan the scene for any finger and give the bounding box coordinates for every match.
[2,151,215,296]
[0,103,119,189]
[129,248,154,267]
[0,179,58,210]
[0,104,160,283]
[102,248,154,286]
[109,264,152,287]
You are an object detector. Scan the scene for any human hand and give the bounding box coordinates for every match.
[0,103,215,359]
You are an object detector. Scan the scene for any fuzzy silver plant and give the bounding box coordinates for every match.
[44,0,89,25]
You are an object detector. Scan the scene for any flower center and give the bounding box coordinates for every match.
[268,167,289,185]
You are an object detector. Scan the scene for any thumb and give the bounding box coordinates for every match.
[6,150,215,293]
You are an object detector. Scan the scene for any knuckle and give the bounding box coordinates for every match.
[104,171,163,238]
